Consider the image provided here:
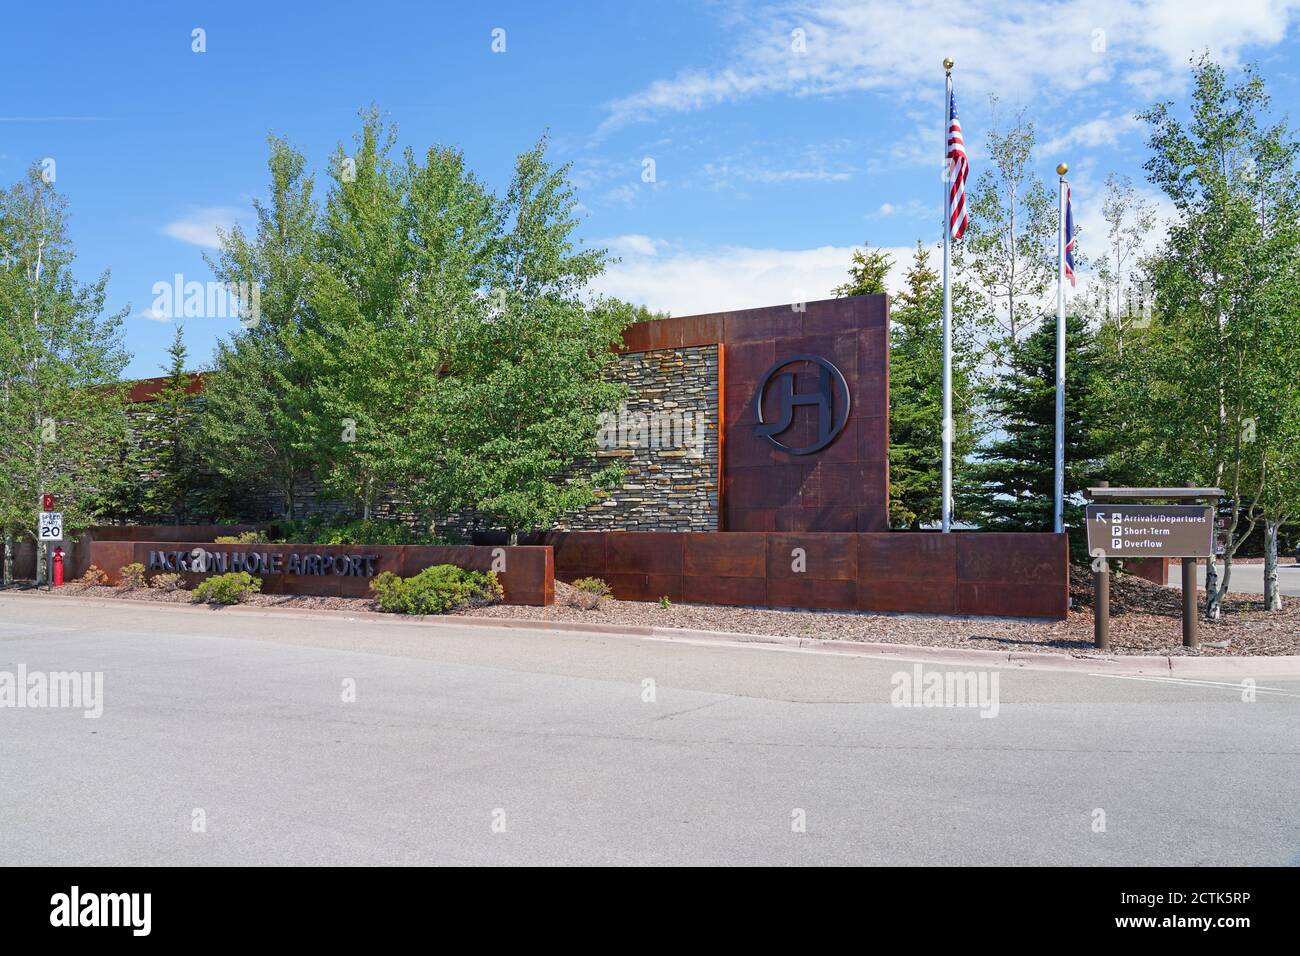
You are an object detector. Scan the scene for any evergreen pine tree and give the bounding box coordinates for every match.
[887,243,982,528]
[973,310,1114,556]
[140,324,195,524]
[833,240,892,297]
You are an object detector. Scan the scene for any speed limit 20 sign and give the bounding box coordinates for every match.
[38,511,64,542]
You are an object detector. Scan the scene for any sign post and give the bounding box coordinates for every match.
[1092,481,1109,650]
[1182,556,1198,649]
[1085,487,1222,650]
[38,506,63,593]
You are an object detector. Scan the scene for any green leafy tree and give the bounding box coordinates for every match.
[202,136,320,518]
[410,136,629,541]
[0,165,130,581]
[1132,55,1300,615]
[958,98,1056,364]
[972,311,1115,557]
[1095,174,1158,357]
[296,109,413,519]
[297,112,630,539]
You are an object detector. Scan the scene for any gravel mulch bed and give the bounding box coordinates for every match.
[29,582,382,614]
[454,576,1300,657]
[17,571,1300,657]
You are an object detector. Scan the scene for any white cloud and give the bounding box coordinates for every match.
[599,0,1300,131]
[161,206,245,249]
[702,160,853,186]
[133,304,172,322]
[1039,112,1143,155]
[1140,0,1296,69]
[590,240,915,314]
[871,198,937,220]
[601,234,669,257]
[695,137,861,189]
[602,184,643,208]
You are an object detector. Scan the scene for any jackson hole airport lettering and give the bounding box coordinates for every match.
[147,548,379,577]
[50,886,151,936]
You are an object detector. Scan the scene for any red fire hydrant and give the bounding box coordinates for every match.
[52,547,64,587]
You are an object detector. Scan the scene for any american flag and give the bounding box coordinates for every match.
[947,88,969,241]
[1064,185,1076,286]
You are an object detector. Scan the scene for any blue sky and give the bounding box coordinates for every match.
[4,0,1299,378]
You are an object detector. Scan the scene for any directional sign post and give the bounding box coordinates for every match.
[1084,504,1214,559]
[1085,487,1223,651]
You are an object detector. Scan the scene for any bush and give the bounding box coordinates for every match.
[565,576,611,610]
[192,571,261,605]
[150,572,183,592]
[79,565,109,586]
[214,530,268,544]
[276,515,456,546]
[118,563,147,589]
[318,519,413,546]
[371,565,503,615]
[658,596,672,609]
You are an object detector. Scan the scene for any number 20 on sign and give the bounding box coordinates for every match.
[38,512,63,542]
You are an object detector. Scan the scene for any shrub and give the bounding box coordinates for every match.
[214,530,268,544]
[192,571,261,605]
[371,565,503,615]
[79,565,109,586]
[573,576,612,597]
[658,596,672,609]
[276,515,456,546]
[150,572,183,592]
[565,576,611,610]
[118,563,147,589]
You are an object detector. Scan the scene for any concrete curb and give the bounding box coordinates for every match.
[4,591,1299,677]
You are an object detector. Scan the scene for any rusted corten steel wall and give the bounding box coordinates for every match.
[67,525,260,580]
[1122,556,1168,586]
[88,541,554,607]
[536,530,1070,619]
[620,295,889,534]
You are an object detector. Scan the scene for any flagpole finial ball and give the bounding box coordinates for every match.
[943,57,954,70]
[1056,163,1069,176]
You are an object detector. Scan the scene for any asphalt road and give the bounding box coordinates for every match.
[1167,561,1300,596]
[1,596,1298,866]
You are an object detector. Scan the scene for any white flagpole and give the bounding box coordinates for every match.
[941,59,954,534]
[1053,163,1068,535]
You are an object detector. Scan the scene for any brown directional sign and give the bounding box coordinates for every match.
[1085,504,1214,558]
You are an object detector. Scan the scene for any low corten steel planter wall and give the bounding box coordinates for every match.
[84,527,1066,618]
[87,541,554,607]
[532,530,1069,619]
[1122,556,1169,587]
[68,525,260,581]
